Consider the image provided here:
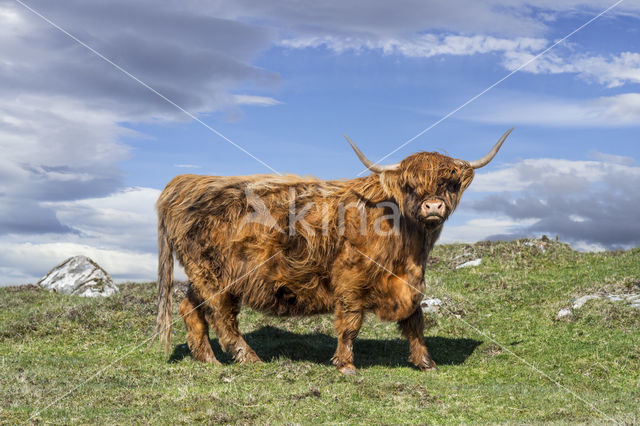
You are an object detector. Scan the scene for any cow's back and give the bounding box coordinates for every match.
[157,173,344,315]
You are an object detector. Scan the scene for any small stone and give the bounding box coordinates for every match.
[421,298,442,313]
[572,295,601,309]
[457,258,482,269]
[38,255,118,297]
[556,308,572,319]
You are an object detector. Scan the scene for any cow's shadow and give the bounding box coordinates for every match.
[169,325,481,368]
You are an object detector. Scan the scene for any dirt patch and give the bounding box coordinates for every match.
[291,388,321,401]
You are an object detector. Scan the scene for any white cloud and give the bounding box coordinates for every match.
[0,95,128,171]
[460,92,640,127]
[466,157,640,249]
[0,96,131,234]
[0,187,188,286]
[472,157,640,193]
[587,151,636,165]
[174,164,201,169]
[233,94,282,107]
[225,0,640,41]
[472,166,525,192]
[223,0,549,39]
[280,34,547,58]
[44,187,161,253]
[503,51,640,88]
[441,155,640,251]
[278,24,640,91]
[0,1,282,238]
[440,217,539,244]
[0,241,157,284]
[570,241,607,252]
[267,1,640,88]
[569,214,588,223]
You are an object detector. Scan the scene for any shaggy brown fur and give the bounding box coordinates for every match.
[155,152,475,373]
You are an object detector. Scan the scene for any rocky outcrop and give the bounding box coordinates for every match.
[38,255,118,297]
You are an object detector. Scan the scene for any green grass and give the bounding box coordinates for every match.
[1,239,639,423]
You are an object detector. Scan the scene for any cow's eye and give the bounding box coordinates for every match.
[447,180,460,192]
[437,180,458,193]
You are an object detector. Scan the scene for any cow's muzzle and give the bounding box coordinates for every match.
[419,198,446,225]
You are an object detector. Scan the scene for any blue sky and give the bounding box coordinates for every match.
[1,0,639,284]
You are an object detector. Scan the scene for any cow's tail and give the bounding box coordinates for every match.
[154,218,174,352]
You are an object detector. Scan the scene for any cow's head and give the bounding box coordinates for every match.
[345,129,513,231]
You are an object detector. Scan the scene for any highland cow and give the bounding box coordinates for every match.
[155,129,512,374]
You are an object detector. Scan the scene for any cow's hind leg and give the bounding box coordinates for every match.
[331,303,363,375]
[398,307,437,371]
[179,291,220,365]
[208,292,262,364]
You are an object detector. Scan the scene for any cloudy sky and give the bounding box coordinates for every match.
[1,0,639,284]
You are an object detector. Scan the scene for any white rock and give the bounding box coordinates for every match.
[608,293,640,305]
[558,292,640,319]
[38,255,118,297]
[421,298,442,313]
[457,258,482,269]
[572,294,601,309]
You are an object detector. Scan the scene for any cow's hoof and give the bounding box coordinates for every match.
[418,364,437,372]
[191,348,221,365]
[239,352,263,364]
[338,365,358,375]
[416,357,437,372]
[233,346,263,364]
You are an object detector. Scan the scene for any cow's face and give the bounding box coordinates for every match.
[344,129,513,231]
[395,153,474,230]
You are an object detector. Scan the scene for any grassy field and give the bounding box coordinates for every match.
[1,239,639,423]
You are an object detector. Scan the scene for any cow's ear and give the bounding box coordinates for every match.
[378,169,404,201]
[460,170,474,191]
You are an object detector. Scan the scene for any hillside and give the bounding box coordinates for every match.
[1,239,639,423]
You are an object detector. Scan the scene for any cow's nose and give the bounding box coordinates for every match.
[422,199,445,216]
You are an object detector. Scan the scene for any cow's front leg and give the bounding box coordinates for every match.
[398,307,437,371]
[332,303,363,375]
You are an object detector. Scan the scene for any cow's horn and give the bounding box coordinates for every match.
[344,135,400,173]
[468,128,514,169]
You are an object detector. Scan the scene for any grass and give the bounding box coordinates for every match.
[1,239,639,423]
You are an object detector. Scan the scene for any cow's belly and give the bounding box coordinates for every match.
[241,279,336,317]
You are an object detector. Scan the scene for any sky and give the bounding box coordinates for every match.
[1,0,639,285]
